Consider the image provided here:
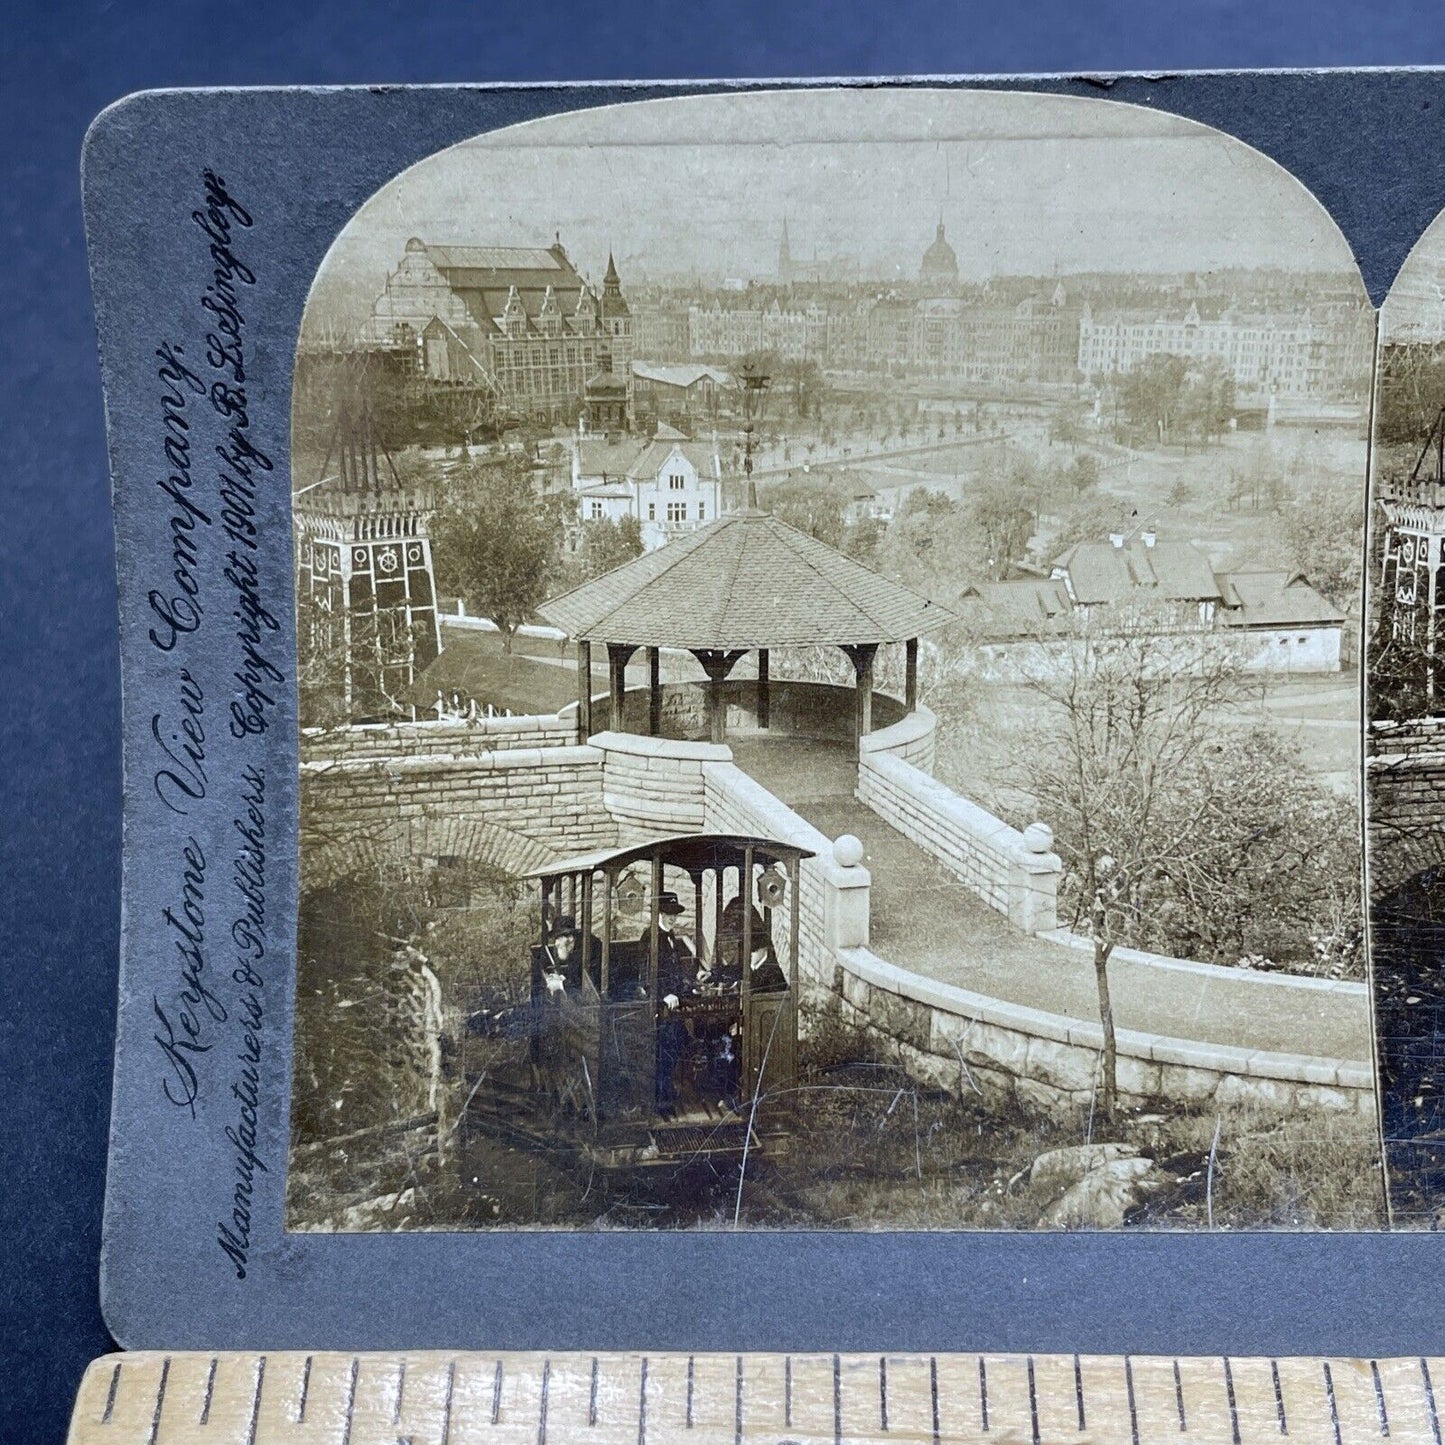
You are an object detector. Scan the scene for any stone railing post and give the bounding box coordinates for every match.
[1008,821,1062,935]
[821,833,871,950]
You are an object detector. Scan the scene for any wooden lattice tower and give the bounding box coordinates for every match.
[1379,404,1445,708]
[294,354,442,722]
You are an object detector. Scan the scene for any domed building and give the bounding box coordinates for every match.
[919,219,960,288]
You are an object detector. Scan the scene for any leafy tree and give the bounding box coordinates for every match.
[1180,358,1237,444]
[1120,354,1190,446]
[581,514,645,579]
[767,479,846,548]
[432,455,562,652]
[1065,452,1102,495]
[1279,489,1365,607]
[1046,495,1136,560]
[843,514,886,564]
[967,472,1035,580]
[1049,410,1085,451]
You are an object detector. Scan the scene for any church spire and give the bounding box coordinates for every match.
[778,218,793,283]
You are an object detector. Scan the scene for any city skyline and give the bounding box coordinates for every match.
[303,89,1366,338]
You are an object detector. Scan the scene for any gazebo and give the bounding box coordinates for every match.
[539,509,954,748]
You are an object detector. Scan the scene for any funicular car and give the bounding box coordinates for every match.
[519,833,813,1170]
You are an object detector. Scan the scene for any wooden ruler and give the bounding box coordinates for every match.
[67,1351,1444,1444]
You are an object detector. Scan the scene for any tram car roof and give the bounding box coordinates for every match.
[523,832,815,882]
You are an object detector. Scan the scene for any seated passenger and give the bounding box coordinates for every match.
[746,941,789,994]
[716,897,776,990]
[540,916,600,994]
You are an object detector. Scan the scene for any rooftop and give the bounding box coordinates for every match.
[539,509,954,649]
[1217,571,1345,628]
[1052,537,1222,606]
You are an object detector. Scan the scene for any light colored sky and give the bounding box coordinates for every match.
[304,88,1366,333]
[1384,213,1445,341]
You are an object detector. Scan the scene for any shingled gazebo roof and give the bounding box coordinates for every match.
[540,510,953,648]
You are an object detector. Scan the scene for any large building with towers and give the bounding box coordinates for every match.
[359,236,633,421]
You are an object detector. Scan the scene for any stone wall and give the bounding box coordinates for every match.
[299,739,615,861]
[834,947,1375,1122]
[594,730,732,839]
[859,706,937,773]
[857,748,1061,933]
[301,712,575,763]
[607,678,908,744]
[1368,718,1445,895]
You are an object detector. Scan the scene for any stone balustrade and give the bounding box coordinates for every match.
[834,947,1375,1123]
[857,746,1062,934]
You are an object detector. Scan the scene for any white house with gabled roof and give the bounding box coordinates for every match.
[571,422,723,551]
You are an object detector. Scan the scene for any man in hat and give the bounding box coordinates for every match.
[540,915,599,994]
[649,891,697,1003]
[646,890,696,1116]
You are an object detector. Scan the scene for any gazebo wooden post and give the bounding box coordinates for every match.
[691,648,747,745]
[576,639,593,742]
[905,636,919,712]
[757,647,771,730]
[606,643,637,731]
[647,646,662,736]
[842,642,879,746]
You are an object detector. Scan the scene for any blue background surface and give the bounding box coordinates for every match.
[11,4,1445,1442]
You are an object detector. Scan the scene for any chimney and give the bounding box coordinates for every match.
[1109,533,1126,549]
[1141,529,1157,548]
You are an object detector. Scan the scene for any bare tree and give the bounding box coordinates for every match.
[1016,623,1252,1121]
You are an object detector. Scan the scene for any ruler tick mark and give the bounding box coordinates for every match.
[146,1358,169,1445]
[102,1361,121,1424]
[1271,1358,1287,1435]
[202,1358,218,1426]
[539,1358,552,1445]
[735,1355,744,1445]
[1027,1355,1040,1445]
[1424,1360,1442,1445]
[930,1357,940,1445]
[785,1355,793,1429]
[494,1359,505,1426]
[1125,1356,1140,1445]
[441,1361,456,1445]
[687,1355,695,1429]
[246,1357,267,1445]
[1372,1359,1391,1437]
[1323,1362,1342,1445]
[636,1357,647,1445]
[339,1357,357,1445]
[1073,1354,1086,1432]
[980,1356,990,1432]
[588,1357,597,1428]
[833,1353,842,1445]
[1174,1358,1187,1432]
[394,1360,406,1425]
[1224,1357,1241,1445]
[295,1356,310,1425]
[880,1355,889,1432]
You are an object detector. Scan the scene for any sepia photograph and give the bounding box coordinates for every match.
[1365,216,1445,1226]
[287,88,1381,1233]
